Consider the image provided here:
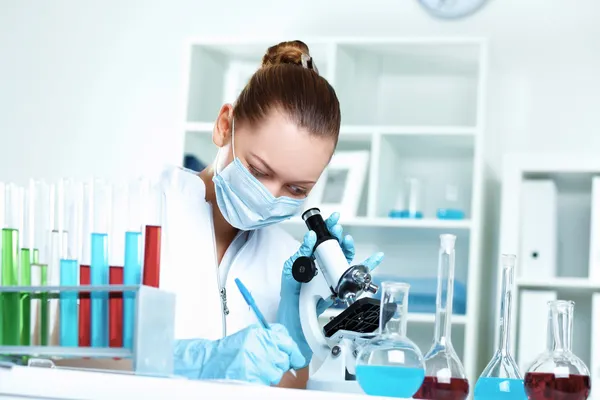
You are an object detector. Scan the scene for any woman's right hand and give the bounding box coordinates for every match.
[173,323,305,386]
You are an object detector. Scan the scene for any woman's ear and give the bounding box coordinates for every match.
[213,104,234,147]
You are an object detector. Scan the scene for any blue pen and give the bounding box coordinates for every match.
[234,278,297,377]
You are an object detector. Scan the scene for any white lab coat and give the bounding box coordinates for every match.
[157,166,300,340]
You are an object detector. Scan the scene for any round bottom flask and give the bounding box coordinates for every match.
[524,300,591,400]
[356,282,425,398]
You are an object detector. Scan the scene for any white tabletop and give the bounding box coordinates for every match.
[0,364,399,400]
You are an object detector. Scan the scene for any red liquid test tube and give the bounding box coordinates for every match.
[79,265,91,347]
[109,266,124,348]
[143,225,161,288]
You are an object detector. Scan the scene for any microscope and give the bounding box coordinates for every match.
[292,208,391,393]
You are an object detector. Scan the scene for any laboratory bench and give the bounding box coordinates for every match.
[0,363,404,400]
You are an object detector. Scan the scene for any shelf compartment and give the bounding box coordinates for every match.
[521,172,594,280]
[186,42,333,123]
[374,134,474,220]
[334,42,481,126]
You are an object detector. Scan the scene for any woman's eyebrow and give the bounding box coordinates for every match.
[248,152,275,174]
[249,152,316,185]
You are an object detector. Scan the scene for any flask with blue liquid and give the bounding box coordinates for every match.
[474,254,527,400]
[355,281,426,398]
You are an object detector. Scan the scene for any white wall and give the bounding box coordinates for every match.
[2,0,600,366]
[2,0,600,181]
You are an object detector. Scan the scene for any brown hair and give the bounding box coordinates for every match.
[233,40,341,144]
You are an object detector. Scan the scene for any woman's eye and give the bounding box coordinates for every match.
[288,185,308,197]
[249,165,267,178]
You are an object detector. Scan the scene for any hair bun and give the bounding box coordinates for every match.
[261,40,317,72]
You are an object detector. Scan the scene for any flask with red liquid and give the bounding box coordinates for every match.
[413,234,470,400]
[524,300,591,400]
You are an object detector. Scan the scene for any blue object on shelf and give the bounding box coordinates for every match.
[335,276,467,315]
[388,210,424,219]
[436,208,466,220]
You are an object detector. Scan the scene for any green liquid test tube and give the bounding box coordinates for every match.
[1,228,20,346]
[20,249,32,346]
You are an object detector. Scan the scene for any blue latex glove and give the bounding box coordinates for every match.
[173,323,305,385]
[277,212,385,365]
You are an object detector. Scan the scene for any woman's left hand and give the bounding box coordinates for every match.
[276,212,384,365]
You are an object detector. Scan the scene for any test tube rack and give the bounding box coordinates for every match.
[0,285,175,377]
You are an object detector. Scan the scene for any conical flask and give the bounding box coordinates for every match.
[413,234,469,400]
[474,254,526,399]
[524,300,591,400]
[355,281,425,398]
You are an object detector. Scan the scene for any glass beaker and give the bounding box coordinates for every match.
[524,300,591,400]
[356,281,425,398]
[436,184,465,220]
[474,254,526,400]
[414,234,469,400]
[389,178,423,219]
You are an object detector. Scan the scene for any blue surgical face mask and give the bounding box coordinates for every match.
[212,119,305,231]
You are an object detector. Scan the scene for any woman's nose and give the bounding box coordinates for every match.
[262,180,286,198]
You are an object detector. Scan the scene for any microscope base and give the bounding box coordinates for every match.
[307,379,362,394]
[306,337,364,395]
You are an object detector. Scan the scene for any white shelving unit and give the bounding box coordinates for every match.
[183,37,488,385]
[498,153,600,398]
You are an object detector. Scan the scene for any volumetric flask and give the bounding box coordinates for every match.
[414,234,469,400]
[356,281,425,398]
[524,300,591,400]
[474,254,526,400]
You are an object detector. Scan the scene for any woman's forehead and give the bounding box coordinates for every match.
[236,115,333,181]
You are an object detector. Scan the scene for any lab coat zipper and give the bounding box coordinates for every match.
[206,202,227,338]
[220,287,230,316]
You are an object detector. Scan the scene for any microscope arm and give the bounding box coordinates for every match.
[299,274,333,368]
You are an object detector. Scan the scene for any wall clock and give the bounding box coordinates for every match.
[417,0,490,19]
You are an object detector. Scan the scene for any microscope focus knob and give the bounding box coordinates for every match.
[292,256,317,283]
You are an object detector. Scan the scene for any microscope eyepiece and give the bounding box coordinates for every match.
[302,208,332,241]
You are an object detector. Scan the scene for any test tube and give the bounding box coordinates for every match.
[48,229,67,346]
[79,181,93,347]
[20,184,36,346]
[90,179,111,348]
[59,259,78,346]
[19,248,31,346]
[79,264,91,346]
[109,266,123,348]
[123,231,141,350]
[1,228,20,345]
[142,182,163,288]
[30,179,52,265]
[0,182,4,346]
[30,263,49,345]
[91,233,109,347]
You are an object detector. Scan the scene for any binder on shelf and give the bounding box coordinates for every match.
[589,177,600,282]
[519,180,557,280]
[517,290,557,373]
[592,293,600,400]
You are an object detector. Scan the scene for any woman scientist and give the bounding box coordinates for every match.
[166,40,384,388]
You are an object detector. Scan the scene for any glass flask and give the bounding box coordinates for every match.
[413,234,469,400]
[474,254,527,400]
[355,281,426,398]
[524,300,591,400]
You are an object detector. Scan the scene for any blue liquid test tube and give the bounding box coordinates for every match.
[91,233,109,347]
[123,231,142,350]
[59,259,79,347]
